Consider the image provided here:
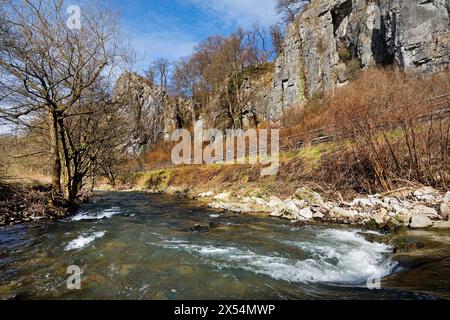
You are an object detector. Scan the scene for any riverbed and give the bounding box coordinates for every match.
[1,191,449,299]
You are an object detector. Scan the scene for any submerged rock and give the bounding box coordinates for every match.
[189,224,210,233]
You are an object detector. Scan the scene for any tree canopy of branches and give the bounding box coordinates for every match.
[171,27,270,129]
[0,0,127,207]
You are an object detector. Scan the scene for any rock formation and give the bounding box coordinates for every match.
[114,72,193,153]
[268,0,450,120]
[114,1,449,136]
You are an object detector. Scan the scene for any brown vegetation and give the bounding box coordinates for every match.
[0,182,54,226]
[281,68,450,193]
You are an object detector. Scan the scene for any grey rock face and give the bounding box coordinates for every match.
[114,72,193,153]
[114,73,166,153]
[269,0,450,121]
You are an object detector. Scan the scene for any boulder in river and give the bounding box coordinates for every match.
[281,199,306,220]
[189,224,210,232]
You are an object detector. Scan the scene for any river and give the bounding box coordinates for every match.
[1,191,449,300]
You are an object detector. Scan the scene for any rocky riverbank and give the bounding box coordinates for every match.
[200,186,450,231]
[132,182,450,231]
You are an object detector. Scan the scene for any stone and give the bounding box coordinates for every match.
[267,197,285,211]
[270,210,284,218]
[214,192,232,201]
[208,201,251,213]
[373,209,388,225]
[313,211,324,219]
[352,197,383,207]
[390,204,409,216]
[394,212,412,226]
[414,187,440,202]
[440,202,450,217]
[332,207,358,218]
[294,187,324,206]
[444,191,450,203]
[240,197,269,212]
[411,204,439,218]
[198,191,214,198]
[410,215,433,229]
[280,200,304,220]
[299,207,314,220]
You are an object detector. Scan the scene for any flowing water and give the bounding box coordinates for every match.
[1,191,449,300]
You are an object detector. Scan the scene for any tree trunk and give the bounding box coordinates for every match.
[49,110,62,195]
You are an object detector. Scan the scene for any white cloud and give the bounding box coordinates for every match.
[130,30,197,71]
[186,0,279,27]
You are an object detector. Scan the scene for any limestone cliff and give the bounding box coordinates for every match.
[114,72,193,153]
[269,0,450,120]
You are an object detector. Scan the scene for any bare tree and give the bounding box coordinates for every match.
[144,67,155,85]
[250,23,269,63]
[270,24,285,56]
[0,0,125,207]
[276,0,310,23]
[151,58,171,91]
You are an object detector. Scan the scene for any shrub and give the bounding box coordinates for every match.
[338,46,352,62]
[320,68,450,192]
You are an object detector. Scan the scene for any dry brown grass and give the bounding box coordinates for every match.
[316,68,450,193]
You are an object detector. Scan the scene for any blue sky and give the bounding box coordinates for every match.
[107,0,280,72]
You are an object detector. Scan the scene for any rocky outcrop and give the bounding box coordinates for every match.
[269,0,450,120]
[241,64,274,128]
[114,72,193,152]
